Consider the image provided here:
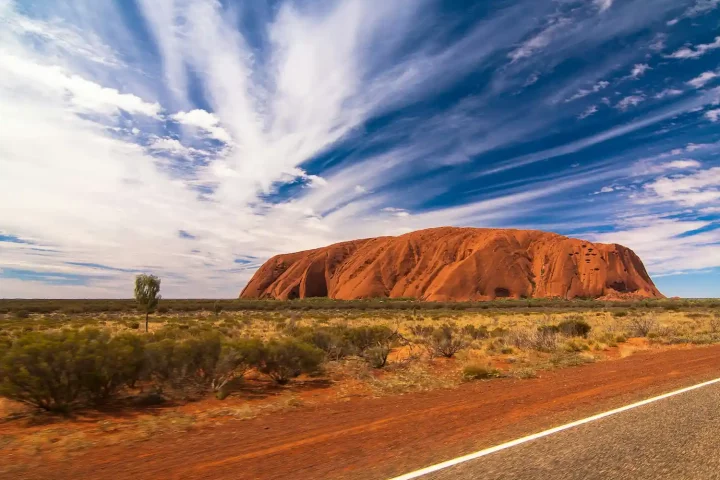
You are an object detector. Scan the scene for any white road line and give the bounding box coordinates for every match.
[389,377,720,480]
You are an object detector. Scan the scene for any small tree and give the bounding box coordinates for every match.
[213,300,223,320]
[135,274,161,332]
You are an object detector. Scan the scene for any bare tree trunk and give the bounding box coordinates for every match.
[145,312,149,332]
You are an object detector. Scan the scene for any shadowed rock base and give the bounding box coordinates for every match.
[240,227,663,301]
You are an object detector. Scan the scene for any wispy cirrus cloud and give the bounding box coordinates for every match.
[629,63,651,79]
[578,105,599,119]
[668,0,720,25]
[687,71,719,88]
[706,109,720,121]
[595,0,615,12]
[616,94,646,110]
[668,36,720,59]
[1,0,720,298]
[566,81,610,102]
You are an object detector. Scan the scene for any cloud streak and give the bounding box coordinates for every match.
[1,0,720,297]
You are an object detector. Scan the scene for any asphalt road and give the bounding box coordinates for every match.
[422,381,720,480]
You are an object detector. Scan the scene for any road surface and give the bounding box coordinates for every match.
[416,381,720,480]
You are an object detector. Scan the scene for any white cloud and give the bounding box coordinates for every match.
[524,72,540,87]
[687,71,718,89]
[668,36,720,59]
[655,89,683,99]
[509,18,571,62]
[686,143,709,152]
[589,217,720,275]
[2,5,125,68]
[304,174,328,189]
[661,160,702,170]
[566,81,609,102]
[148,137,205,157]
[685,0,720,18]
[705,109,720,121]
[641,167,720,207]
[667,0,720,25]
[616,95,645,110]
[0,51,161,117]
[382,207,411,217]
[630,63,651,79]
[594,0,614,12]
[171,109,233,144]
[578,105,598,119]
[649,34,666,52]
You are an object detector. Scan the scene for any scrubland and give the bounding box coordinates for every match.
[0,298,718,461]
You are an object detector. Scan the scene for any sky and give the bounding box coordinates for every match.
[0,0,719,299]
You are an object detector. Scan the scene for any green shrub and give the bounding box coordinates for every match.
[557,319,591,338]
[291,326,354,360]
[345,326,394,354]
[14,310,30,319]
[143,332,227,393]
[258,338,323,384]
[462,364,501,380]
[78,331,146,404]
[365,345,391,368]
[538,324,560,336]
[628,317,657,337]
[461,324,489,339]
[409,324,433,338]
[212,338,264,397]
[0,329,144,411]
[490,327,508,337]
[427,326,467,358]
[509,327,559,352]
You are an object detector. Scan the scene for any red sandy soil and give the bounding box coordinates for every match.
[4,343,719,480]
[240,227,662,301]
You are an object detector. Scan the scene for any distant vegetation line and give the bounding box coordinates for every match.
[1,297,718,315]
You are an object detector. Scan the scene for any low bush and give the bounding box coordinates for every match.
[365,345,391,369]
[628,317,657,337]
[509,367,537,379]
[211,338,264,397]
[509,327,559,352]
[462,363,501,380]
[426,326,467,358]
[258,338,324,384]
[549,352,595,368]
[0,329,144,412]
[291,326,354,360]
[557,319,591,338]
[345,326,394,354]
[461,324,489,340]
[0,328,324,409]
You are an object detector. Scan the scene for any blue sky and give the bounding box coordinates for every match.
[0,0,719,299]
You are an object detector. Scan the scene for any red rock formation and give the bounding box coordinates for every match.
[239,227,663,301]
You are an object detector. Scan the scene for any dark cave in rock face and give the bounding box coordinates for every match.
[494,287,511,298]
